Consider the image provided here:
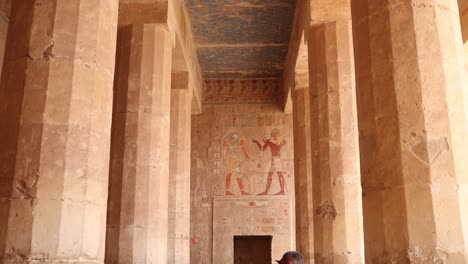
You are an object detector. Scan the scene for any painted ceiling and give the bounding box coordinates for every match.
[186,0,296,79]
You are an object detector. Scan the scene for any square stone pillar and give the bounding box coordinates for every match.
[168,85,192,264]
[0,1,118,262]
[308,20,365,263]
[105,23,172,263]
[352,0,468,262]
[292,85,315,263]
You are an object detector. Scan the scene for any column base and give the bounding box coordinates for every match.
[1,255,104,264]
[366,249,467,264]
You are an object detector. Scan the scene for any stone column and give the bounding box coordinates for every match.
[292,80,315,263]
[308,20,365,263]
[168,78,192,264]
[352,0,468,262]
[0,0,118,262]
[105,23,172,263]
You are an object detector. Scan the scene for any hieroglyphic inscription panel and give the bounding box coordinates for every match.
[213,196,294,263]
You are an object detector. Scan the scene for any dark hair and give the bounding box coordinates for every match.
[276,251,304,264]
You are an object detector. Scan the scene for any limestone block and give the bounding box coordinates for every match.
[212,196,294,264]
[310,0,350,24]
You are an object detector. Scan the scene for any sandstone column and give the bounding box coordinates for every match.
[168,76,192,264]
[292,77,315,263]
[352,0,468,262]
[0,0,118,262]
[307,15,365,264]
[105,23,172,263]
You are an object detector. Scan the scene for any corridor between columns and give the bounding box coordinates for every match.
[0,0,467,263]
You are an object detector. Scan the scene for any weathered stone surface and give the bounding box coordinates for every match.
[185,0,296,79]
[281,0,310,112]
[352,0,468,262]
[203,79,279,104]
[212,196,294,263]
[105,23,172,263]
[308,20,365,264]
[191,82,295,263]
[292,86,314,264]
[171,72,189,90]
[0,0,118,262]
[118,1,168,26]
[168,88,192,264]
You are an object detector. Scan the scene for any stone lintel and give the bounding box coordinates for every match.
[309,0,351,25]
[203,79,279,104]
[118,1,168,26]
[294,72,309,90]
[212,196,293,264]
[281,0,309,113]
[171,71,189,90]
[118,0,203,114]
[167,0,203,114]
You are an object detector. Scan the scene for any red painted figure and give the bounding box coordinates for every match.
[223,131,251,195]
[252,128,286,195]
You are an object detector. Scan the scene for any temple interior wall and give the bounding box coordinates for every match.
[190,80,296,263]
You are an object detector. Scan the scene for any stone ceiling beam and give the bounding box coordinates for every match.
[282,0,352,112]
[171,71,189,90]
[119,0,203,114]
[118,1,168,26]
[197,43,288,48]
[280,0,310,113]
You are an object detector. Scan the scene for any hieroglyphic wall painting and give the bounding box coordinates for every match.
[191,80,294,263]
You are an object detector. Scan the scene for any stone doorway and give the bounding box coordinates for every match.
[234,235,272,264]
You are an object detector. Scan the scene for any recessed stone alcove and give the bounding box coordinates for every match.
[212,196,294,264]
[234,235,272,264]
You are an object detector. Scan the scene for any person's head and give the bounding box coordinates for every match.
[276,251,304,264]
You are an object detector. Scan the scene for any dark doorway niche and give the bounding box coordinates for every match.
[233,235,272,264]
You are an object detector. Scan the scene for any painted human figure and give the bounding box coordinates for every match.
[223,131,251,195]
[252,128,286,195]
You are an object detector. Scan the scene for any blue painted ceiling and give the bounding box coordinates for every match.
[186,0,296,79]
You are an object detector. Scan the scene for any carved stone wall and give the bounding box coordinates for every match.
[191,80,295,263]
[213,196,294,264]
